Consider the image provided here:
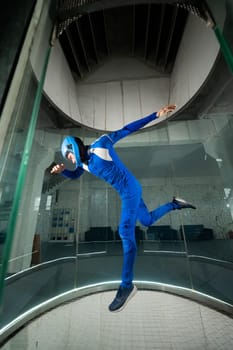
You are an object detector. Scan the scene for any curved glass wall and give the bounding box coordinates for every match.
[0,0,55,328]
[1,0,233,337]
[2,109,233,332]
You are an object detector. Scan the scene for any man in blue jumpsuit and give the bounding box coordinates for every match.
[51,104,196,312]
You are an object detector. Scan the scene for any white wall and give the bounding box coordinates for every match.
[170,14,219,110]
[44,46,170,130]
[43,43,82,123]
[42,13,220,132]
[75,59,170,130]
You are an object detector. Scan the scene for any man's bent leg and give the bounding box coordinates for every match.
[137,197,196,227]
[137,198,174,226]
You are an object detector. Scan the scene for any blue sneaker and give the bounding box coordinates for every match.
[109,284,137,312]
[173,197,196,210]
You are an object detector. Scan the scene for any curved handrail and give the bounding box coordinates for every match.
[1,252,233,335]
[1,278,233,345]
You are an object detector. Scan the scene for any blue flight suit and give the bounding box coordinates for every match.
[62,112,177,288]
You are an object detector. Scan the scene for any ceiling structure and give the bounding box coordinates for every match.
[42,2,189,130]
[55,0,213,83]
[55,0,211,36]
[41,0,233,130]
[58,3,188,80]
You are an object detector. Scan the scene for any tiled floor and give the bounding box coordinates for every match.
[2,290,233,350]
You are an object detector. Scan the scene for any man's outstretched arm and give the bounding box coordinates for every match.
[108,104,176,144]
[51,163,84,179]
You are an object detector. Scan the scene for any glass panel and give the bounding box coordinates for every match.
[206,0,233,71]
[0,0,64,330]
[0,259,76,329]
[0,56,37,276]
[206,0,228,32]
[137,127,190,288]
[0,0,36,111]
[188,115,233,303]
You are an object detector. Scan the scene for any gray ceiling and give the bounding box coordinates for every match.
[58,3,188,79]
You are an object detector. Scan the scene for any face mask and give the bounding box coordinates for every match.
[61,136,82,169]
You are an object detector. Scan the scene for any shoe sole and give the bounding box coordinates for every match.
[110,285,137,313]
[173,197,196,209]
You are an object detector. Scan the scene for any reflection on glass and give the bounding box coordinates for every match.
[0,0,59,329]
[0,67,37,272]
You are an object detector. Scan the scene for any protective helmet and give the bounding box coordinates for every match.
[61,136,82,169]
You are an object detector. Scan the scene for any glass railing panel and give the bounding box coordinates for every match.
[189,256,233,304]
[143,240,185,253]
[0,257,76,330]
[186,235,233,301]
[169,115,233,303]
[135,251,189,287]
[76,254,122,288]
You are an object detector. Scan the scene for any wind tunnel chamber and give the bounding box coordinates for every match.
[1,0,233,348]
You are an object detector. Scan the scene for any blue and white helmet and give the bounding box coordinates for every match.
[61,136,82,169]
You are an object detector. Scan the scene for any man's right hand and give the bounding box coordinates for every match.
[51,163,65,174]
[157,104,177,118]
